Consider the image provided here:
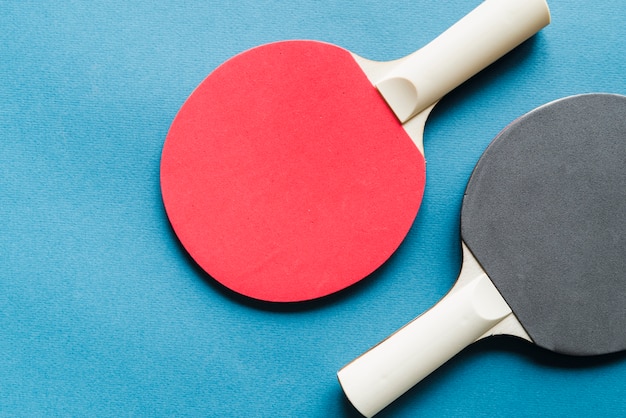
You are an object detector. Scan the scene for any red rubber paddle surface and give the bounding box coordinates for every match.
[161,41,425,302]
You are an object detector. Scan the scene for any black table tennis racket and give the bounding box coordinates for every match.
[338,93,626,417]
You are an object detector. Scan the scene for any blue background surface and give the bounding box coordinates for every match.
[1,1,625,416]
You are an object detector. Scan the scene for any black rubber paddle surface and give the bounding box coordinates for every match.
[462,93,626,356]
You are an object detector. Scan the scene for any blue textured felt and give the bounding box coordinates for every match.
[1,1,625,417]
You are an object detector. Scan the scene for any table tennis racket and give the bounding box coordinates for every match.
[160,0,550,302]
[337,93,626,417]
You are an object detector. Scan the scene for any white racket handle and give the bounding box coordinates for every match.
[378,0,551,123]
[337,274,512,417]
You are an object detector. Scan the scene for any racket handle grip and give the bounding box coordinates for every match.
[337,274,511,417]
[378,0,551,123]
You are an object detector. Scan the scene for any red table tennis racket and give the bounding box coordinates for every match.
[337,93,626,417]
[160,0,550,302]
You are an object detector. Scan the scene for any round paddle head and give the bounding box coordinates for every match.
[461,93,626,356]
[161,40,424,302]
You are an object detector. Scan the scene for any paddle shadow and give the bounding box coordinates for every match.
[426,33,543,130]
